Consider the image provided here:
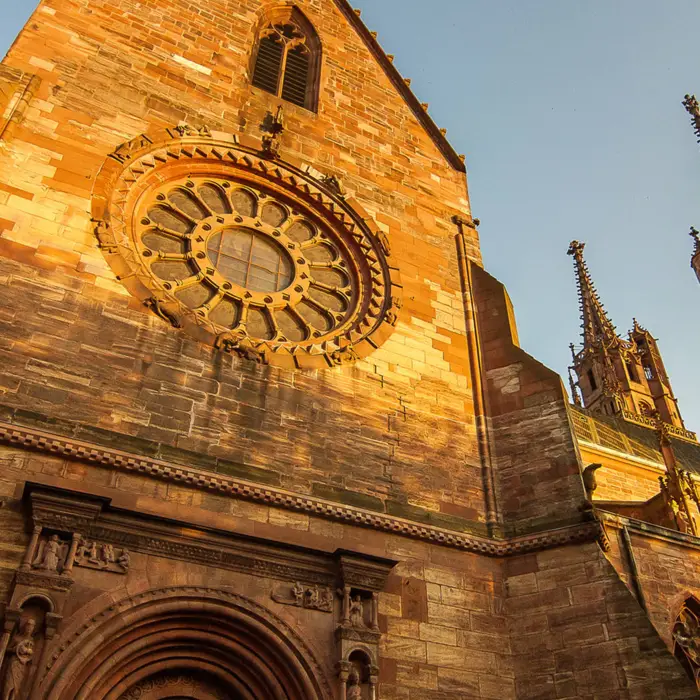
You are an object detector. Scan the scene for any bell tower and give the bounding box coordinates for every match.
[567,241,685,428]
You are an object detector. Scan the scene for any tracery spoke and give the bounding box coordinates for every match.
[194,291,225,318]
[162,202,200,225]
[151,225,189,240]
[299,235,324,250]
[286,304,312,340]
[265,307,282,340]
[189,189,215,217]
[164,272,205,291]
[303,293,335,318]
[153,252,188,262]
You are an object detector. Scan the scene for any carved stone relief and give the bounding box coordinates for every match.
[272,582,333,612]
[74,539,130,574]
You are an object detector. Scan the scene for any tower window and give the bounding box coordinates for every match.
[587,369,597,392]
[251,14,320,111]
[625,360,638,383]
[644,365,654,381]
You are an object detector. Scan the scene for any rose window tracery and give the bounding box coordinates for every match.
[92,126,402,369]
[139,177,357,345]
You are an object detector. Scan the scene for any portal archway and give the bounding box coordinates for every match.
[36,587,332,700]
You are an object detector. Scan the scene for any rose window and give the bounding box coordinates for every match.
[138,177,357,345]
[93,129,401,368]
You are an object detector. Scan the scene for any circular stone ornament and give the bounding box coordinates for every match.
[92,125,402,369]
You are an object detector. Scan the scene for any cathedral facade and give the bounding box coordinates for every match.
[0,1,698,698]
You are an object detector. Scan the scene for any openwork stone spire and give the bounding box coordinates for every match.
[683,94,700,144]
[567,240,617,349]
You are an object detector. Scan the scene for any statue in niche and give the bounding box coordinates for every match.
[1,619,36,700]
[31,534,65,572]
[349,595,365,628]
[346,669,362,700]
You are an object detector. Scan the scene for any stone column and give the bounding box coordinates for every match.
[21,526,42,570]
[62,533,81,574]
[342,586,351,625]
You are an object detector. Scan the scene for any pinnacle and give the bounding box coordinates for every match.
[567,239,618,349]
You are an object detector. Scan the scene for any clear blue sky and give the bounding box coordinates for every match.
[2,1,700,430]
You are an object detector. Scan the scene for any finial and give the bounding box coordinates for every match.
[569,342,577,362]
[691,226,700,253]
[631,317,647,334]
[683,94,700,117]
[567,240,585,257]
[683,94,700,143]
[568,366,582,407]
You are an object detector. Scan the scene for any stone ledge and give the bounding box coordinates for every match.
[0,415,606,557]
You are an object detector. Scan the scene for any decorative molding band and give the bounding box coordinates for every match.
[0,420,605,557]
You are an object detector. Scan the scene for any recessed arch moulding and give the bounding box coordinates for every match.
[35,587,332,700]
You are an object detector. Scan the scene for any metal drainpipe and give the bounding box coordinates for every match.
[454,219,498,534]
[621,525,648,614]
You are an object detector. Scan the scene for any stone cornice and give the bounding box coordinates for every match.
[0,419,605,557]
[599,509,700,551]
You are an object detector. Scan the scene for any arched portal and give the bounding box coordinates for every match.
[35,587,332,700]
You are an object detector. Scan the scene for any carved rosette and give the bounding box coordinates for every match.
[92,127,402,369]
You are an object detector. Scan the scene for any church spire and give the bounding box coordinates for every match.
[566,241,689,434]
[567,240,617,349]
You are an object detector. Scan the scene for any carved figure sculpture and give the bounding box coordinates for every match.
[32,534,63,572]
[87,541,101,565]
[292,582,305,607]
[346,669,362,700]
[675,609,700,666]
[117,550,131,571]
[320,587,333,612]
[349,595,365,628]
[2,620,36,700]
[306,586,320,609]
[103,543,115,564]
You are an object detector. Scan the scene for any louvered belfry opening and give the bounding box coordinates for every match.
[251,16,319,111]
[251,34,284,96]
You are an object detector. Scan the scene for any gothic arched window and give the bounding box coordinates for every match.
[251,10,320,111]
